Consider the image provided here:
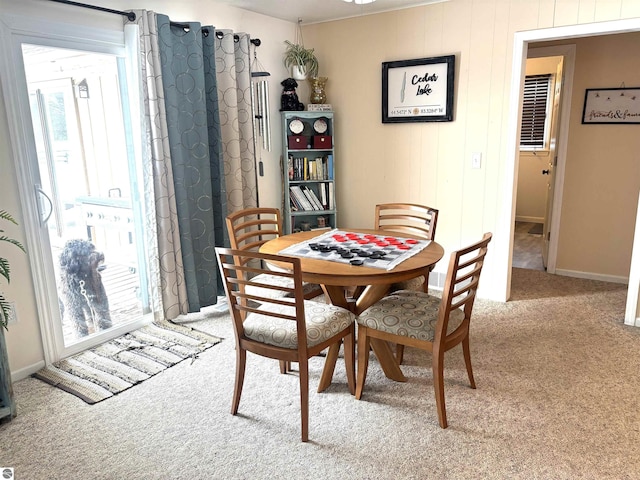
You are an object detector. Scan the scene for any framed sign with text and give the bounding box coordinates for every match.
[581,88,640,124]
[382,55,455,123]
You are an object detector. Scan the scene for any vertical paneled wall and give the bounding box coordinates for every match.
[302,0,640,293]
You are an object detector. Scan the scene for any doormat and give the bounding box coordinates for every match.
[528,223,544,235]
[32,320,222,404]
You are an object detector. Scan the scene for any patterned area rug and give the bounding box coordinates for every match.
[33,321,222,404]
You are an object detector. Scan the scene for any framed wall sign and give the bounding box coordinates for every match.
[582,88,640,124]
[382,54,455,123]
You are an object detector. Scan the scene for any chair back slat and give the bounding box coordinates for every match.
[436,233,492,345]
[226,208,283,252]
[374,203,439,241]
[215,247,308,349]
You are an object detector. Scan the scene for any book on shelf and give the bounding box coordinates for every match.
[300,185,320,210]
[300,186,316,210]
[320,182,328,210]
[289,191,303,211]
[290,185,314,211]
[287,154,294,180]
[302,185,323,210]
[309,158,316,180]
[328,182,335,210]
[291,155,332,181]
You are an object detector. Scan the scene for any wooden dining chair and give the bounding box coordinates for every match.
[375,202,439,241]
[355,233,492,429]
[374,202,439,293]
[226,207,324,374]
[226,207,323,301]
[215,247,356,442]
[374,203,440,364]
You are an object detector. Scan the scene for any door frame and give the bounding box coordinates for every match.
[0,15,149,362]
[501,18,640,301]
[525,44,576,274]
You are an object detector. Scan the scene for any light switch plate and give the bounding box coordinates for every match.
[471,152,482,169]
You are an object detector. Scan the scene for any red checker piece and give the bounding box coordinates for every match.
[405,239,419,244]
[375,241,389,247]
[357,239,369,244]
[397,245,411,250]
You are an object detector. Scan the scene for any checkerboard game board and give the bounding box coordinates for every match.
[278,229,431,270]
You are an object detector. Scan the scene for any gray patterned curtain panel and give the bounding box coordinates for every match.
[156,15,221,313]
[213,29,258,213]
[127,11,257,319]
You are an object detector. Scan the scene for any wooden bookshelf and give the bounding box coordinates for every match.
[281,111,336,234]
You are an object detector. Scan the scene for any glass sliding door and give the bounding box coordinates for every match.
[21,43,151,356]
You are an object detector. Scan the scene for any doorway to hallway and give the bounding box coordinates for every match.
[513,221,544,271]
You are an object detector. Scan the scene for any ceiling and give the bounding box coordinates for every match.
[213,0,447,25]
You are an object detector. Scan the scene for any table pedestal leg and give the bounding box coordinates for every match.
[322,285,352,310]
[317,341,341,393]
[369,339,406,382]
[320,283,407,383]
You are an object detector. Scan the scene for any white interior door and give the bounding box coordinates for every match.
[541,58,564,269]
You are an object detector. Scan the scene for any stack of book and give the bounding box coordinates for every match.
[289,184,334,212]
[288,154,333,181]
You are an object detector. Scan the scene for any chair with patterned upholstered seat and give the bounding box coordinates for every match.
[226,207,325,374]
[374,203,439,364]
[215,247,356,442]
[355,233,492,429]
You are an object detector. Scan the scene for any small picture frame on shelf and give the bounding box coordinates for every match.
[308,104,332,112]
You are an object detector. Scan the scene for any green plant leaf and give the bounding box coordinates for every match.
[0,258,9,283]
[0,296,10,330]
[0,235,25,253]
[283,41,319,78]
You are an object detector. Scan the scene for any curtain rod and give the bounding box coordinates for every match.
[48,1,261,45]
[49,0,136,21]
[183,27,261,45]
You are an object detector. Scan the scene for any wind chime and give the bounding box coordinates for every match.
[250,39,271,153]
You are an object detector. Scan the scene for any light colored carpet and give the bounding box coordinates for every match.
[1,268,638,479]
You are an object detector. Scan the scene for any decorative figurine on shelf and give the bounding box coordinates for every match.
[280,77,304,112]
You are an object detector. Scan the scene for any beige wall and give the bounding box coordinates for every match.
[551,33,640,277]
[2,0,640,376]
[302,0,640,280]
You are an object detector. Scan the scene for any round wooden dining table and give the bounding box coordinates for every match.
[260,228,445,383]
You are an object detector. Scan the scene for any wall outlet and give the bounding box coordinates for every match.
[471,152,482,169]
[6,301,17,325]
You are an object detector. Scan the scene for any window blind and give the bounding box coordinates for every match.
[520,74,552,148]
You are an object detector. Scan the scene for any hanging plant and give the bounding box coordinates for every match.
[0,210,25,330]
[283,19,319,80]
[283,40,319,79]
